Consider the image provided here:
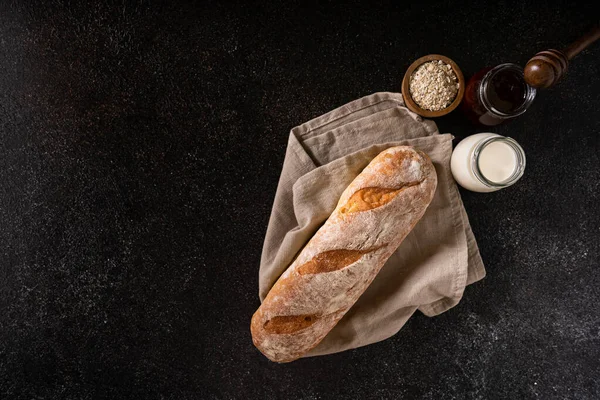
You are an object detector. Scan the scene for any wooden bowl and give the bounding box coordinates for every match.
[401,54,465,118]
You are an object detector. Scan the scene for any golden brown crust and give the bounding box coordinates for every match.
[296,248,374,275]
[251,146,437,362]
[339,183,423,214]
[263,314,319,334]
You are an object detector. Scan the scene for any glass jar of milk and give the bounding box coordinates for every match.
[450,133,526,192]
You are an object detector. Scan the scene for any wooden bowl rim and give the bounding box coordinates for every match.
[401,54,465,118]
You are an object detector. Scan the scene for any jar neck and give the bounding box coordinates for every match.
[477,63,536,119]
[471,136,526,188]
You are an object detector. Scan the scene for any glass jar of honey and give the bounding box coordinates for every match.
[461,63,536,126]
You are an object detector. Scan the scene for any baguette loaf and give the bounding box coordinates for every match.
[251,146,437,362]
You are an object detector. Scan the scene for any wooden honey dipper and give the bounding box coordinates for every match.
[524,26,600,88]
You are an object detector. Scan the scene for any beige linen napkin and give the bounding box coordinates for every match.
[259,92,485,357]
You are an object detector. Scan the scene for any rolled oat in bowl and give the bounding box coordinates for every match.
[409,60,459,111]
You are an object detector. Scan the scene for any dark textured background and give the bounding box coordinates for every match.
[1,1,599,399]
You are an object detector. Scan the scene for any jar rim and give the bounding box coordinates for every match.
[478,63,536,119]
[471,136,526,188]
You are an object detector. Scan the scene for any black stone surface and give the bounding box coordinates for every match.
[1,1,599,399]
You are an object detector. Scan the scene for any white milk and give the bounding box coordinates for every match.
[478,141,517,183]
[450,133,525,193]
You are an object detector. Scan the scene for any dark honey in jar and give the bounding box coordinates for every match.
[462,63,536,126]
